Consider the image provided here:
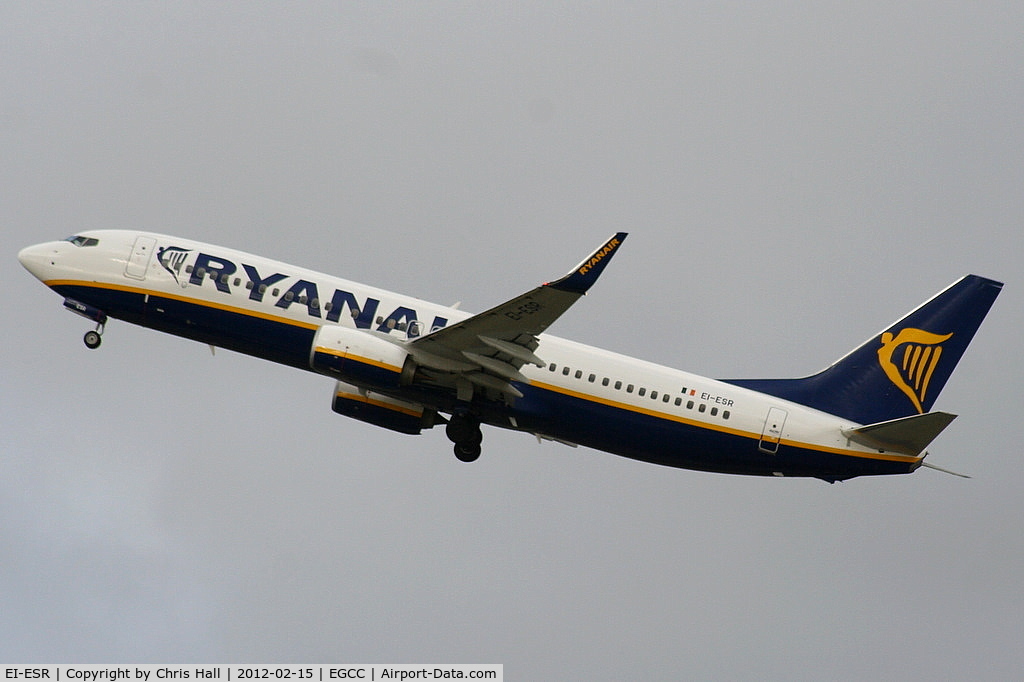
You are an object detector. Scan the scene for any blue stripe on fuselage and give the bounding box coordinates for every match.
[52,282,316,369]
[510,382,916,479]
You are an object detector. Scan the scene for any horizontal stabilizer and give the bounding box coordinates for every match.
[843,412,957,456]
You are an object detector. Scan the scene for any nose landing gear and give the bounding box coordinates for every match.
[83,323,104,350]
[62,298,107,350]
[446,412,483,462]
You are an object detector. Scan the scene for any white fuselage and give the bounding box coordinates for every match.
[18,230,924,480]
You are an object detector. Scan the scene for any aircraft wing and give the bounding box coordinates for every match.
[406,232,627,399]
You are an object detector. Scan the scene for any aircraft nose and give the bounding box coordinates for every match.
[18,242,60,281]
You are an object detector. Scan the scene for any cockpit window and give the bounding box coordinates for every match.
[64,235,100,247]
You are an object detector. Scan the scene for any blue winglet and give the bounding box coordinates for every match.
[546,232,628,294]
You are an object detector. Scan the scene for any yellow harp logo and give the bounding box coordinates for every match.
[877,328,954,413]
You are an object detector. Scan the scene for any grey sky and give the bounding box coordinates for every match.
[3,2,1022,678]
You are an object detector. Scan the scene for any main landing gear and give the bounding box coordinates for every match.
[446,412,483,463]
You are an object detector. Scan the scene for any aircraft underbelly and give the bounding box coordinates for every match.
[53,283,315,370]
[512,383,913,479]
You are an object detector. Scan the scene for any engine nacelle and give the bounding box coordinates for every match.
[331,381,439,435]
[310,325,413,389]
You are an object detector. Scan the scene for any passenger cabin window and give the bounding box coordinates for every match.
[64,236,99,247]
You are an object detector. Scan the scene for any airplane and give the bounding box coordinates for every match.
[19,230,1002,482]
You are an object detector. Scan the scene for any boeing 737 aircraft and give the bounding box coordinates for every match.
[19,231,1001,481]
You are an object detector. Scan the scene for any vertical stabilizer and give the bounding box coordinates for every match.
[725,275,1002,425]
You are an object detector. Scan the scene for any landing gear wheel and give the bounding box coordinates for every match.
[83,330,102,349]
[447,412,483,462]
[454,442,482,463]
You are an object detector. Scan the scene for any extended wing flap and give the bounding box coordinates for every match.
[843,411,957,456]
[406,233,627,397]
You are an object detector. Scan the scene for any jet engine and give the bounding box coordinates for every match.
[309,324,415,389]
[331,381,441,435]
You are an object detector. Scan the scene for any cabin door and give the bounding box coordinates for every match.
[759,407,788,454]
[125,236,156,280]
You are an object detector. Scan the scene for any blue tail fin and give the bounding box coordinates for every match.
[724,275,1002,425]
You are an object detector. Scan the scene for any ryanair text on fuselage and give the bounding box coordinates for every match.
[169,249,450,336]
